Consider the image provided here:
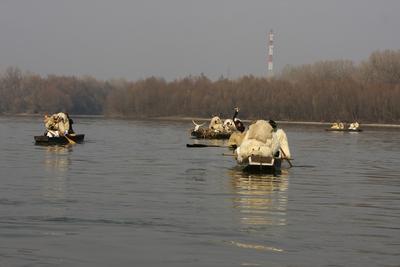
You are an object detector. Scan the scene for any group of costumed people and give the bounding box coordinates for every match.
[330,121,360,130]
[229,117,291,164]
[192,107,245,136]
[208,107,245,134]
[43,112,74,137]
[194,107,291,163]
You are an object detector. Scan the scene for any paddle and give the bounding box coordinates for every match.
[280,148,293,168]
[64,134,76,145]
[186,144,225,148]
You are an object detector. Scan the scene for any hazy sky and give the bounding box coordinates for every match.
[0,0,399,81]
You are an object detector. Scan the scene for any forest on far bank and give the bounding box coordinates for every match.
[1,49,399,123]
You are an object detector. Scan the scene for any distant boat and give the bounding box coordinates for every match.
[34,134,85,145]
[325,128,363,132]
[190,128,231,139]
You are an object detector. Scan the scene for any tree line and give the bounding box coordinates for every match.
[1,49,399,123]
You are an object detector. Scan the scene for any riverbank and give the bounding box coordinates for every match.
[153,116,400,129]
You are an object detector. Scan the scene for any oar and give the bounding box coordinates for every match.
[64,134,76,145]
[280,148,293,168]
[186,144,225,148]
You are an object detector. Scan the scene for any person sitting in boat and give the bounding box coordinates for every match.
[338,122,345,129]
[233,107,245,133]
[44,114,59,137]
[348,121,360,130]
[228,131,246,148]
[43,112,72,137]
[222,119,236,133]
[269,120,291,159]
[56,112,75,134]
[208,115,224,132]
[330,122,340,129]
[54,112,70,135]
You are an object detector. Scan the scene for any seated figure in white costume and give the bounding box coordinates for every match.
[43,112,72,137]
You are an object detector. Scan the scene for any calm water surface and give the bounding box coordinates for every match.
[0,116,399,267]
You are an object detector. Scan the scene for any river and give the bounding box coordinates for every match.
[0,116,399,266]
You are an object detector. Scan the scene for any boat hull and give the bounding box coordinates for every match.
[190,129,231,139]
[240,155,282,174]
[325,128,363,132]
[34,134,85,145]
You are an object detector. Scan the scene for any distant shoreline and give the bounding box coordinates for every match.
[2,114,400,128]
[149,116,400,128]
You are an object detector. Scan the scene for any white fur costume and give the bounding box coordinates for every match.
[236,120,280,163]
[223,119,236,132]
[208,116,224,132]
[275,129,291,159]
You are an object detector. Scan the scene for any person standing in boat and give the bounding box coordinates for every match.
[65,113,75,134]
[233,107,245,133]
[227,108,246,148]
[269,120,291,159]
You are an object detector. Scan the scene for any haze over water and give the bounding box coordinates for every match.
[0,116,399,266]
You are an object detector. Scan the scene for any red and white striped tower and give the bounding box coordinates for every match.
[267,29,274,77]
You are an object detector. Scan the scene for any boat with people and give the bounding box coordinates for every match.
[34,134,85,145]
[190,126,232,139]
[233,120,291,174]
[325,121,362,132]
[187,109,291,174]
[190,107,246,139]
[34,112,85,145]
[325,128,363,132]
[190,116,234,139]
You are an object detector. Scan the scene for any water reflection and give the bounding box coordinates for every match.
[41,146,72,206]
[229,169,288,227]
[43,145,72,174]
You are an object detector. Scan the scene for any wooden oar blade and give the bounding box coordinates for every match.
[65,135,76,145]
[186,144,221,148]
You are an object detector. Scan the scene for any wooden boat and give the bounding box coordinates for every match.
[34,134,85,145]
[240,155,282,174]
[325,128,363,132]
[190,128,231,139]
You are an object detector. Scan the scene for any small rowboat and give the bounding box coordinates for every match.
[325,128,363,132]
[190,128,231,139]
[240,155,282,174]
[34,134,85,145]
